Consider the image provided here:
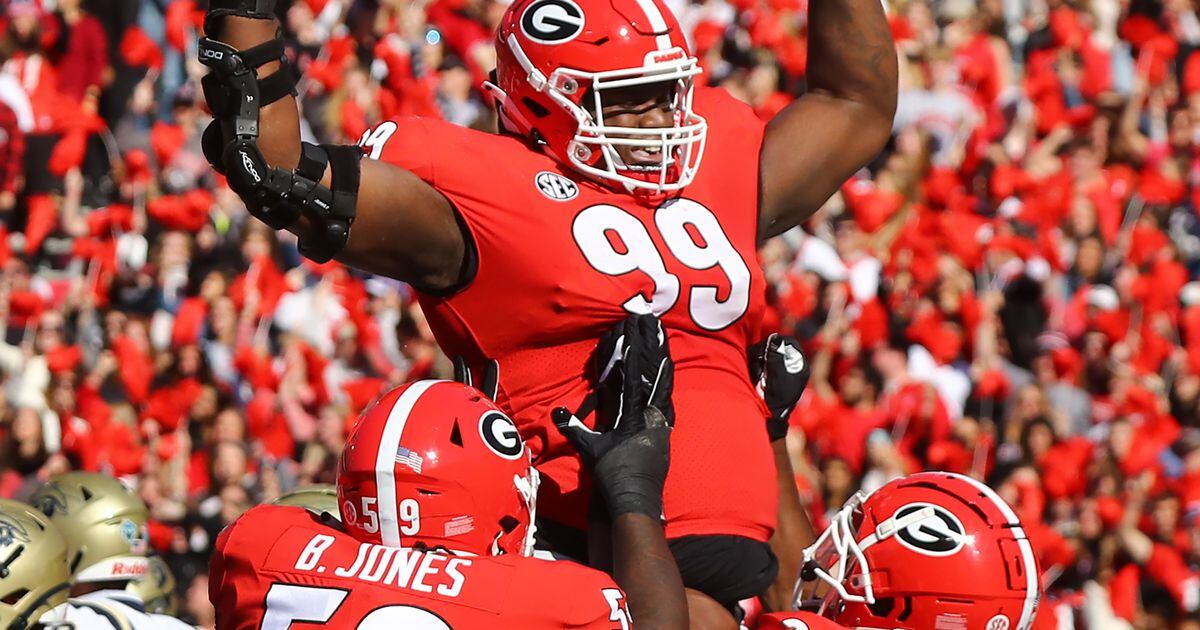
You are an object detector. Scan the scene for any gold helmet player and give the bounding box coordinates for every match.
[124,556,177,616]
[0,498,71,630]
[29,472,151,585]
[271,484,339,521]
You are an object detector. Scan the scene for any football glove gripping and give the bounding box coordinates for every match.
[748,333,810,442]
[593,312,676,427]
[552,314,674,520]
[198,5,360,263]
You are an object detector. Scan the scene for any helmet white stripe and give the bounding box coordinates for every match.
[632,0,674,50]
[374,380,445,547]
[944,472,1039,630]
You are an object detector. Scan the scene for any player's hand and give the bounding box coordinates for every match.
[748,333,809,442]
[593,312,675,428]
[552,314,674,520]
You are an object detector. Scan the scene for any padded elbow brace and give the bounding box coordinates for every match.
[198,34,361,263]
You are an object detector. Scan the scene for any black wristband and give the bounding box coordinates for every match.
[766,416,789,442]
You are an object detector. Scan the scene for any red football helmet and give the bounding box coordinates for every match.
[336,380,539,556]
[487,0,707,192]
[801,472,1040,630]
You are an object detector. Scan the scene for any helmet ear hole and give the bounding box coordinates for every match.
[866,597,895,618]
[68,551,83,575]
[449,421,464,447]
[2,588,28,604]
[81,487,93,501]
[521,97,550,118]
[499,516,520,533]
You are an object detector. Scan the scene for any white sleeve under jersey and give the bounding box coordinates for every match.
[39,591,195,630]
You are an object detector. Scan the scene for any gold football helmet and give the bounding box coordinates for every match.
[29,472,151,583]
[0,498,70,630]
[125,555,177,616]
[272,484,340,521]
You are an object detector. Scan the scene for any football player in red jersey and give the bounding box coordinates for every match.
[753,471,1041,630]
[197,0,896,608]
[211,315,689,629]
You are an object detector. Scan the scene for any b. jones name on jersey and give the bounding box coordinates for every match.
[292,534,472,597]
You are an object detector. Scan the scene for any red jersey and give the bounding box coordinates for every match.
[211,505,631,629]
[366,86,775,541]
[756,612,847,629]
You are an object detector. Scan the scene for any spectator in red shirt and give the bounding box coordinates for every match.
[49,0,109,101]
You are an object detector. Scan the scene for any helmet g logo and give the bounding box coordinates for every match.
[893,503,966,557]
[520,0,585,44]
[480,411,524,460]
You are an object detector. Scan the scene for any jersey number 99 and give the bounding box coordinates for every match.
[573,199,751,331]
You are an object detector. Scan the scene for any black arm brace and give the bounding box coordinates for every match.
[198,33,360,263]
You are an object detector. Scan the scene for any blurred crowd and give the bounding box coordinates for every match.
[2,0,1200,627]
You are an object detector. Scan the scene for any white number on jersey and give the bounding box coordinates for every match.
[602,588,631,630]
[572,199,751,331]
[262,583,452,629]
[359,121,398,160]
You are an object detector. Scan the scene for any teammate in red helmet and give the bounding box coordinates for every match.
[210,315,689,629]
[198,0,896,610]
[758,471,1041,630]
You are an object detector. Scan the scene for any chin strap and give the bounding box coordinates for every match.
[198,31,361,263]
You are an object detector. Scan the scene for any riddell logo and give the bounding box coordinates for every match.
[111,562,148,577]
[645,48,685,66]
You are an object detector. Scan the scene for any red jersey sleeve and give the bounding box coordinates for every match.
[210,511,273,630]
[510,558,630,629]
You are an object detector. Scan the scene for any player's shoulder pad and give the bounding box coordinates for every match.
[756,611,848,630]
[360,115,531,183]
[60,597,134,630]
[511,556,625,628]
[215,504,318,566]
[693,85,764,129]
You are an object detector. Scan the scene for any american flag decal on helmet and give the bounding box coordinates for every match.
[395,446,424,474]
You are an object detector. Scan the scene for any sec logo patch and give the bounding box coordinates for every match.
[535,171,579,201]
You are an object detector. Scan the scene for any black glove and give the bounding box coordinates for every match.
[553,314,674,519]
[592,313,675,429]
[748,333,810,442]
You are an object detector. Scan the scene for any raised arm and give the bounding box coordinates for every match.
[553,315,689,630]
[204,6,467,292]
[749,334,817,611]
[758,0,898,240]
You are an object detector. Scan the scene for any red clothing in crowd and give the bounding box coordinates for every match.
[0,102,23,195]
[54,13,109,100]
